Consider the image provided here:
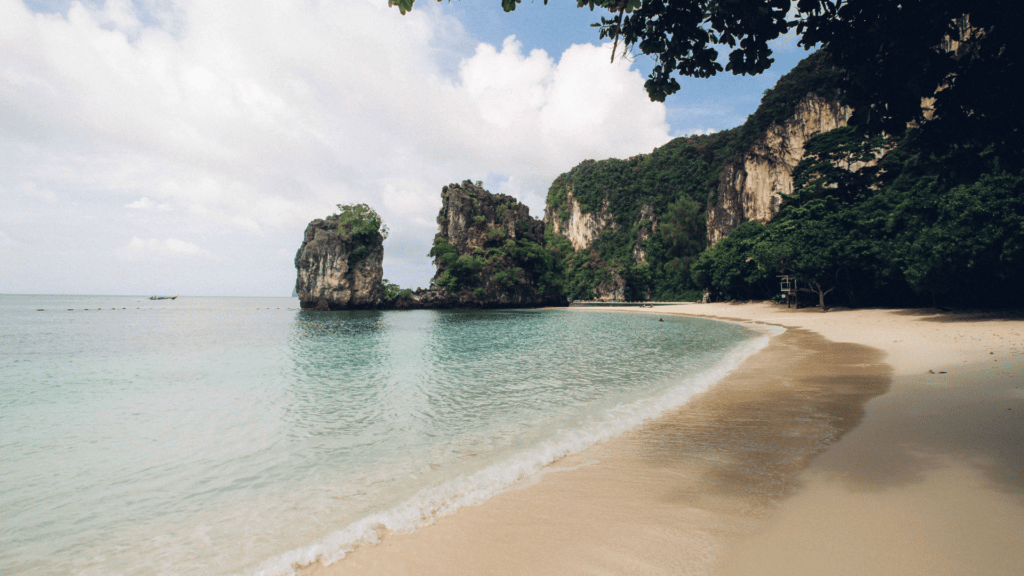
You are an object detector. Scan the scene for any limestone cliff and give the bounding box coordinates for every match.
[545,184,617,252]
[294,218,384,310]
[543,155,667,301]
[631,204,658,264]
[706,94,853,244]
[543,197,656,302]
[435,181,544,257]
[414,180,564,308]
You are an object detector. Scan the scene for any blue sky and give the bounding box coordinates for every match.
[1,0,810,295]
[439,0,812,134]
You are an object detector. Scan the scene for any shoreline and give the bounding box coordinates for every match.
[300,303,1024,575]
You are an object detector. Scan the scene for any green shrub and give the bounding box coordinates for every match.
[485,227,506,242]
[329,203,388,241]
[429,238,485,291]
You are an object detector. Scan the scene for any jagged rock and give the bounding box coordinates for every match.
[545,183,617,252]
[294,219,384,310]
[436,180,544,256]
[594,273,627,302]
[631,204,658,264]
[706,94,853,244]
[425,180,565,308]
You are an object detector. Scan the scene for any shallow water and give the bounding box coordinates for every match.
[0,295,762,575]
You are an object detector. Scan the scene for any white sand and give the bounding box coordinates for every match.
[301,303,1024,576]
[648,302,1024,376]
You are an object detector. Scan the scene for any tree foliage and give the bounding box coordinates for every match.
[330,203,389,242]
[692,124,1024,309]
[545,128,740,301]
[429,237,483,291]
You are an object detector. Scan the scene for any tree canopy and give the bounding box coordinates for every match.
[329,203,389,241]
[692,123,1024,309]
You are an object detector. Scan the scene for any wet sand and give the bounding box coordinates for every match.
[302,304,1024,576]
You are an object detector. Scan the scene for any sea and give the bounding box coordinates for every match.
[0,294,768,576]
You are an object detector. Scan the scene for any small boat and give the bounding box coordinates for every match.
[149,295,178,300]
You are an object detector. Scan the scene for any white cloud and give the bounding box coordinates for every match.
[457,37,670,174]
[1,0,672,294]
[0,230,15,249]
[116,236,209,260]
[13,181,57,202]
[126,197,154,209]
[125,196,169,210]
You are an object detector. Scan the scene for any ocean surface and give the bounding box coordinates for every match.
[0,295,766,576]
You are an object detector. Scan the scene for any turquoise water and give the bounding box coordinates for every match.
[0,295,764,576]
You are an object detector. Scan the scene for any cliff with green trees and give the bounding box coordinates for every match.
[294,204,387,310]
[544,133,733,302]
[692,121,1024,309]
[541,51,848,302]
[419,181,564,308]
[300,41,1023,311]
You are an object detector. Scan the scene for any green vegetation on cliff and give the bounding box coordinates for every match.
[546,129,740,301]
[327,203,389,267]
[542,42,1024,309]
[692,127,1024,308]
[430,230,563,300]
[328,203,389,241]
[541,50,854,303]
[429,237,484,292]
[426,181,564,307]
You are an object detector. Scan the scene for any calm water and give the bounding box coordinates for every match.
[0,295,764,576]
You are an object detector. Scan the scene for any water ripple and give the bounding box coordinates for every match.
[0,298,755,576]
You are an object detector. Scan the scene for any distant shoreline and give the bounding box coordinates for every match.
[301,302,1024,576]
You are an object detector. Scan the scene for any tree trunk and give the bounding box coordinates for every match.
[798,283,835,312]
[814,282,835,312]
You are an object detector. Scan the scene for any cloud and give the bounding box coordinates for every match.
[1,0,672,294]
[12,181,57,202]
[457,37,670,174]
[0,230,15,249]
[116,236,210,260]
[125,196,170,210]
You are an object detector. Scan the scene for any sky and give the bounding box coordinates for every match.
[1,0,811,296]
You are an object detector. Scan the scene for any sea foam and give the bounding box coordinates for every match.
[243,323,778,576]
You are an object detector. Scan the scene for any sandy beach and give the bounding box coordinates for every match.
[302,303,1024,576]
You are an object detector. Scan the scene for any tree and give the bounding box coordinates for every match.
[902,172,1024,305]
[654,194,705,295]
[691,221,771,300]
[752,199,847,311]
[331,203,389,241]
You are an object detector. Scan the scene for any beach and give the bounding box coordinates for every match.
[302,303,1024,576]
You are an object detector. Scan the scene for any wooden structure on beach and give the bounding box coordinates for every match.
[779,275,798,308]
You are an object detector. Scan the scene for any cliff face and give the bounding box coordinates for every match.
[544,186,636,301]
[294,219,384,310]
[414,180,564,308]
[435,180,544,257]
[631,204,658,264]
[545,186,617,252]
[544,199,656,302]
[706,94,853,244]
